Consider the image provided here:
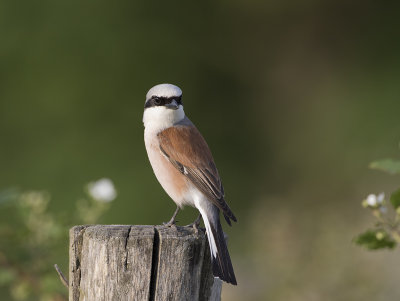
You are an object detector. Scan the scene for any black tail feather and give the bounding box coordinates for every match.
[209,218,237,285]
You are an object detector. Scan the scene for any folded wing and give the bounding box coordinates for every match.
[157,123,237,225]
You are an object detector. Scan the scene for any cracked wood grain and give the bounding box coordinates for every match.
[69,225,221,301]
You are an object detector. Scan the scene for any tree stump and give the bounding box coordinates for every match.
[69,225,222,301]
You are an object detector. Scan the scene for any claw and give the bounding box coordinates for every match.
[163,221,177,229]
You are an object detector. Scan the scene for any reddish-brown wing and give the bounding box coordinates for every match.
[158,125,237,224]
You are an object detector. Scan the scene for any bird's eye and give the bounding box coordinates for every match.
[153,97,161,105]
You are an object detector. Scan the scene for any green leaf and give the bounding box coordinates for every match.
[354,229,396,250]
[369,159,400,174]
[390,188,400,209]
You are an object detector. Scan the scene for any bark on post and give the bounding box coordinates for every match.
[69,225,222,301]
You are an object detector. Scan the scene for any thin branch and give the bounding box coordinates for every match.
[54,264,69,288]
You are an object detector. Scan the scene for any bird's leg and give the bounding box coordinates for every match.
[185,214,202,234]
[163,206,180,227]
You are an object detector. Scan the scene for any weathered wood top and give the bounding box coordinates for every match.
[69,225,221,301]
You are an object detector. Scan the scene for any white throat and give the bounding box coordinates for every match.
[143,105,185,133]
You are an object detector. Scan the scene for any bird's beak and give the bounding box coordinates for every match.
[166,99,179,110]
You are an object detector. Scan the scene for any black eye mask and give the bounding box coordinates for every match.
[144,96,183,109]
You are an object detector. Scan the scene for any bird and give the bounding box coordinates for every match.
[143,83,237,285]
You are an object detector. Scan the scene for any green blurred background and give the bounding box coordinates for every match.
[1,0,400,300]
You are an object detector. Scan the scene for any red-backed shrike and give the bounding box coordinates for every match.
[143,83,237,285]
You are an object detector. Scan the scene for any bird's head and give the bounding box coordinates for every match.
[143,84,185,131]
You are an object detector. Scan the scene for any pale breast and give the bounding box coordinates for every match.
[144,129,190,207]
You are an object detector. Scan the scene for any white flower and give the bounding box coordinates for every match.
[366,194,377,206]
[88,178,117,202]
[366,193,385,207]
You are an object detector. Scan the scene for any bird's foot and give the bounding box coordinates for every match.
[163,206,179,229]
[162,206,180,229]
[185,214,202,234]
[163,219,178,229]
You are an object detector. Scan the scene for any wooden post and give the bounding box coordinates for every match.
[69,225,222,301]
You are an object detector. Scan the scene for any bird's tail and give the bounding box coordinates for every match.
[200,205,237,285]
